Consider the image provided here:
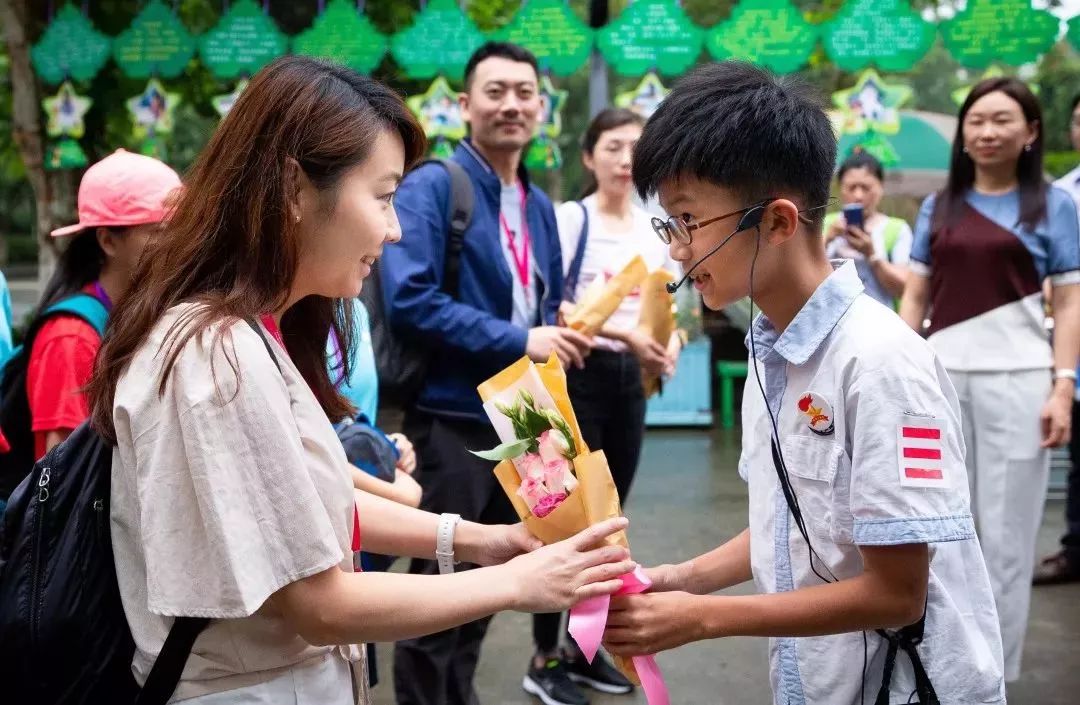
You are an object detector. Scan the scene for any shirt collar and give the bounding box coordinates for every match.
[458,138,532,192]
[744,260,864,366]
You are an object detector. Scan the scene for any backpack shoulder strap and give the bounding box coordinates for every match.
[882,217,905,260]
[42,293,109,337]
[134,616,210,705]
[563,201,590,302]
[415,158,473,298]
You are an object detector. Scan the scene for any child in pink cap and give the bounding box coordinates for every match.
[27,149,180,459]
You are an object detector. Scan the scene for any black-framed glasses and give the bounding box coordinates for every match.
[651,201,771,246]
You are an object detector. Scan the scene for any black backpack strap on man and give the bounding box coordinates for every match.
[360,157,475,408]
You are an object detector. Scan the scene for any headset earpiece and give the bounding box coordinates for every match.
[736,202,767,233]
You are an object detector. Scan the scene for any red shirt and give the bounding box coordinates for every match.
[27,293,103,459]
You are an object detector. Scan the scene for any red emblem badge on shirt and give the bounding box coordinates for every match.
[896,416,950,489]
[798,392,834,436]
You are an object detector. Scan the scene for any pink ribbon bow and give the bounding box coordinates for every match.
[567,566,670,705]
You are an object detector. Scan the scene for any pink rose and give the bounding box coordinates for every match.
[517,475,545,506]
[542,457,576,494]
[517,452,546,483]
[533,492,569,518]
[537,429,573,466]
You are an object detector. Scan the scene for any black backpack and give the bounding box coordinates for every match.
[0,421,207,703]
[0,293,110,502]
[361,158,473,409]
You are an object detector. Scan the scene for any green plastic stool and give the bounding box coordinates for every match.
[716,360,749,429]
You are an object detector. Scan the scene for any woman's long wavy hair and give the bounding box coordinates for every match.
[88,56,426,442]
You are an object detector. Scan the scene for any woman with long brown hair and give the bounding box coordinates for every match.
[88,57,633,703]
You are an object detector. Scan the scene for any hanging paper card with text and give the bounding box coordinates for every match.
[597,0,704,77]
[199,0,287,80]
[31,4,112,85]
[390,0,485,81]
[941,0,1059,69]
[491,0,593,77]
[706,0,817,75]
[113,0,196,79]
[823,0,935,73]
[293,0,388,75]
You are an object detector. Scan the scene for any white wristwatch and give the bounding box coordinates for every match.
[436,513,462,575]
[1054,368,1078,383]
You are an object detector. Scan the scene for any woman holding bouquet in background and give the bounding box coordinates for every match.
[86,57,635,704]
[532,108,682,701]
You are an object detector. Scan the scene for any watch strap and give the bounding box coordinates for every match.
[436,513,461,575]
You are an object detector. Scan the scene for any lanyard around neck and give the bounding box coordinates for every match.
[499,182,530,288]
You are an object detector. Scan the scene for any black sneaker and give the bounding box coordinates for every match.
[565,651,635,695]
[523,657,590,705]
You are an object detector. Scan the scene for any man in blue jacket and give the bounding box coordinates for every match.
[384,43,607,705]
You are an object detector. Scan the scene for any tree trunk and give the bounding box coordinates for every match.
[0,0,72,291]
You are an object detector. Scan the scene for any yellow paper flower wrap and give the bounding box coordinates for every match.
[477,354,639,683]
[637,268,677,398]
[564,255,648,337]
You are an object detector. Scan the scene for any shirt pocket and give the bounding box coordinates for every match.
[781,434,843,540]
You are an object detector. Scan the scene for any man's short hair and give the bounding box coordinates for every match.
[633,61,836,229]
[463,42,539,92]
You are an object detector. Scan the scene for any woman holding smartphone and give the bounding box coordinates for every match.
[824,151,913,308]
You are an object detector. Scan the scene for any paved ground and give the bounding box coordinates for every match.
[373,428,1080,705]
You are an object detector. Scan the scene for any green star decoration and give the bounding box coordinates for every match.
[823,0,934,73]
[1068,15,1080,54]
[491,0,593,77]
[597,0,704,77]
[614,72,669,120]
[292,0,388,75]
[43,81,92,139]
[706,0,817,75]
[199,0,287,80]
[832,70,912,136]
[127,78,181,139]
[536,74,568,139]
[406,76,467,142]
[941,0,1059,69]
[390,0,485,81]
[31,3,112,84]
[525,135,562,172]
[212,79,249,118]
[113,0,196,79]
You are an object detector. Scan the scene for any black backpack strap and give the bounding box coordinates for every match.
[418,158,474,299]
[563,201,589,302]
[246,318,282,373]
[134,616,210,705]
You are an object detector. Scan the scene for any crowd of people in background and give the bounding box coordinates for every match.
[0,40,1076,705]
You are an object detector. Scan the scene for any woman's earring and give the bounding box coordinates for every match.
[962,146,969,154]
[1024,144,1033,152]
[295,214,301,223]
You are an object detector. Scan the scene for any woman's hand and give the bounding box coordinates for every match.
[1040,385,1074,448]
[663,333,682,378]
[505,517,636,613]
[456,522,542,567]
[843,225,876,259]
[627,329,669,377]
[388,433,417,475]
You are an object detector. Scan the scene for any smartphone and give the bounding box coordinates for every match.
[842,203,864,230]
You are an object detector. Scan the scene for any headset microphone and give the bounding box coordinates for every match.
[665,202,769,294]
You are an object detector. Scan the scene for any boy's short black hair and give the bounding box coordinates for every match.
[463,42,539,92]
[633,61,836,229]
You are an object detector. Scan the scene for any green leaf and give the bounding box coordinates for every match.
[198,0,288,80]
[490,0,593,77]
[470,438,533,462]
[597,0,704,77]
[941,0,1059,69]
[31,4,112,85]
[292,0,388,75]
[823,0,935,73]
[390,0,485,81]
[705,0,818,75]
[113,0,197,79]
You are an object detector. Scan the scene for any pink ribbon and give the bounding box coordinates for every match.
[567,566,670,705]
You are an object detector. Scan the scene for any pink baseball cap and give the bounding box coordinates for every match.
[50,149,182,238]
